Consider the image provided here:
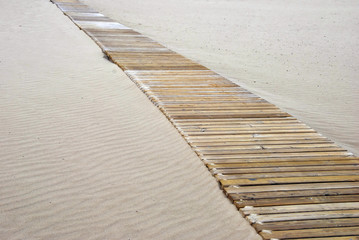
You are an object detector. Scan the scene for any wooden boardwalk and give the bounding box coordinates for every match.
[51,1,359,239]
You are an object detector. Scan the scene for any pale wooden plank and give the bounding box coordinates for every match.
[254,218,359,231]
[212,164,358,175]
[248,210,359,224]
[242,202,359,215]
[260,226,359,239]
[225,182,359,194]
[235,195,359,208]
[288,236,359,240]
[230,188,359,201]
[217,170,359,180]
[221,175,359,187]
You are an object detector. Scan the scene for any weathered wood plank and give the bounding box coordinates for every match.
[229,188,359,201]
[288,237,359,240]
[221,175,359,187]
[217,170,359,180]
[234,195,359,208]
[254,218,359,231]
[225,182,359,194]
[260,226,359,239]
[242,202,359,215]
[248,209,359,223]
[212,164,358,174]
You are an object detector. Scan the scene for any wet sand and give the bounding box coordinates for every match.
[0,0,260,239]
[83,0,359,155]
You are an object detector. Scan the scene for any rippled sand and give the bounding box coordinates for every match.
[0,0,260,239]
[82,0,359,155]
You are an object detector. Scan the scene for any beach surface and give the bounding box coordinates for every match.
[83,0,359,155]
[1,0,358,239]
[0,0,260,239]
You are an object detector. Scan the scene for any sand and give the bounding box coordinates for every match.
[0,0,260,239]
[82,0,359,155]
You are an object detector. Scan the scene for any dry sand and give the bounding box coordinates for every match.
[83,0,359,155]
[0,0,260,239]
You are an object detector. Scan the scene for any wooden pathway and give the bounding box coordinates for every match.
[51,0,359,239]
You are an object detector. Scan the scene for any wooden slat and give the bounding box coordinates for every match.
[217,170,359,180]
[225,182,359,194]
[221,175,359,187]
[212,164,359,174]
[230,188,359,200]
[260,226,359,239]
[200,147,344,155]
[254,218,359,231]
[234,195,359,208]
[245,202,359,215]
[51,1,359,239]
[200,143,337,150]
[206,159,358,167]
[248,209,359,223]
[289,237,359,240]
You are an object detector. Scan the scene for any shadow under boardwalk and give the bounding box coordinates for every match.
[51,0,359,239]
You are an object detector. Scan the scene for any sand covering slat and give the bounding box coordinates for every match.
[51,1,359,239]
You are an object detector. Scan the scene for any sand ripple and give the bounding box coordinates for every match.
[0,0,259,239]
